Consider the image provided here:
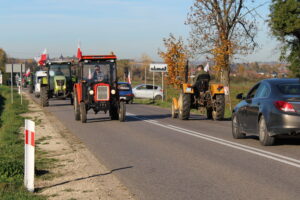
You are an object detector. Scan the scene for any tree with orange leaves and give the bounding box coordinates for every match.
[186,0,261,87]
[159,34,188,87]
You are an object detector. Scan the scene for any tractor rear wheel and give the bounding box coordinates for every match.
[212,94,225,120]
[80,102,87,123]
[178,93,191,120]
[40,86,49,107]
[74,92,80,121]
[119,101,126,122]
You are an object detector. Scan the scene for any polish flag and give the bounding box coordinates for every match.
[38,49,48,66]
[25,68,31,77]
[204,62,210,72]
[88,67,92,79]
[128,71,131,84]
[77,42,82,60]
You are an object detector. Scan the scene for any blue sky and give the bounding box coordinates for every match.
[0,0,280,62]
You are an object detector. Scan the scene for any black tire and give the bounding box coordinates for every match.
[74,92,80,121]
[212,94,225,120]
[259,116,275,146]
[232,114,246,139]
[179,93,191,120]
[40,86,49,107]
[155,95,162,100]
[80,102,87,123]
[110,102,119,120]
[206,107,213,119]
[171,102,178,119]
[119,101,126,122]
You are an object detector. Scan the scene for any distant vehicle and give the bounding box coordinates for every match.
[118,82,134,104]
[132,84,163,100]
[232,78,300,146]
[34,70,47,98]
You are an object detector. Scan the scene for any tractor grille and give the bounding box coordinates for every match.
[97,86,109,101]
[56,80,65,86]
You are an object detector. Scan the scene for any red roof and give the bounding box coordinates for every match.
[80,55,117,60]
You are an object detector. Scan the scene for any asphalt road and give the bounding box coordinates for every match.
[37,96,300,200]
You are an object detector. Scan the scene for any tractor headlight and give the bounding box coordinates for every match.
[111,89,116,95]
[89,90,94,95]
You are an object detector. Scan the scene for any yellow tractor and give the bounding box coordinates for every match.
[172,82,225,120]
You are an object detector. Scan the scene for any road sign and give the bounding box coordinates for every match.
[149,64,168,72]
[5,64,26,73]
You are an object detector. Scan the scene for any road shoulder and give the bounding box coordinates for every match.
[23,92,135,200]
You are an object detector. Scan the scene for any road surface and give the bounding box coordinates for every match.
[39,97,300,200]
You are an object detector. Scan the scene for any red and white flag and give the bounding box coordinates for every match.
[77,42,82,60]
[128,71,131,84]
[25,68,31,77]
[38,49,48,66]
[204,62,210,72]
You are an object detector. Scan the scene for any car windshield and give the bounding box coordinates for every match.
[49,64,70,77]
[277,84,300,95]
[82,62,116,82]
[118,83,131,91]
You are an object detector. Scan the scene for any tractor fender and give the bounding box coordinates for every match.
[210,83,225,98]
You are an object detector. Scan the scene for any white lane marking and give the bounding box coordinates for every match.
[127,112,300,169]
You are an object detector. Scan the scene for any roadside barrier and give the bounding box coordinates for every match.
[24,119,35,192]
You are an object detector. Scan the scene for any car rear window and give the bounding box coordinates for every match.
[118,84,131,91]
[277,84,300,95]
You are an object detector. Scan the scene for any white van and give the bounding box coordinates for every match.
[34,71,47,97]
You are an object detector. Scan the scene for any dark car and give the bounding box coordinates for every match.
[118,82,134,104]
[232,78,300,146]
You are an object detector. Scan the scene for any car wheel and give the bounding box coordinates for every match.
[259,116,275,146]
[232,114,245,139]
[155,95,162,100]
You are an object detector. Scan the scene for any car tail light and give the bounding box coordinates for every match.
[274,101,296,112]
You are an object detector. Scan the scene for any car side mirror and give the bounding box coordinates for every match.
[236,93,244,100]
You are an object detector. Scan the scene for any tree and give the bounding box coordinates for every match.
[0,48,7,73]
[141,54,152,84]
[186,0,259,87]
[159,34,188,87]
[269,0,300,77]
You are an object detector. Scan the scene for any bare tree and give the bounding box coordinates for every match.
[186,0,261,86]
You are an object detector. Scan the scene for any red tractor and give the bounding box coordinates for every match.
[73,54,126,123]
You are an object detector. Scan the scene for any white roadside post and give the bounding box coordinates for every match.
[24,119,35,192]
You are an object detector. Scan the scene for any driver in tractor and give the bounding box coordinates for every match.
[92,65,104,82]
[55,67,64,76]
[192,64,211,98]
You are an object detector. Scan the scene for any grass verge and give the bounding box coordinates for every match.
[0,86,45,200]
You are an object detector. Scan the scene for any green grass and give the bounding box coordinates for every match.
[0,86,45,200]
[133,80,256,119]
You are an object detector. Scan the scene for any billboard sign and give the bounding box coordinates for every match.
[5,64,26,73]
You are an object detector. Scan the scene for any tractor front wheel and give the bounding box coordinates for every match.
[74,92,80,121]
[212,94,225,120]
[178,93,191,120]
[80,102,87,123]
[119,101,126,122]
[110,101,119,120]
[40,86,49,107]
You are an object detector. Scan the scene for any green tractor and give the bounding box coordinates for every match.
[40,60,76,107]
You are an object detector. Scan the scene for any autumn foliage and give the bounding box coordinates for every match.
[159,34,188,87]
